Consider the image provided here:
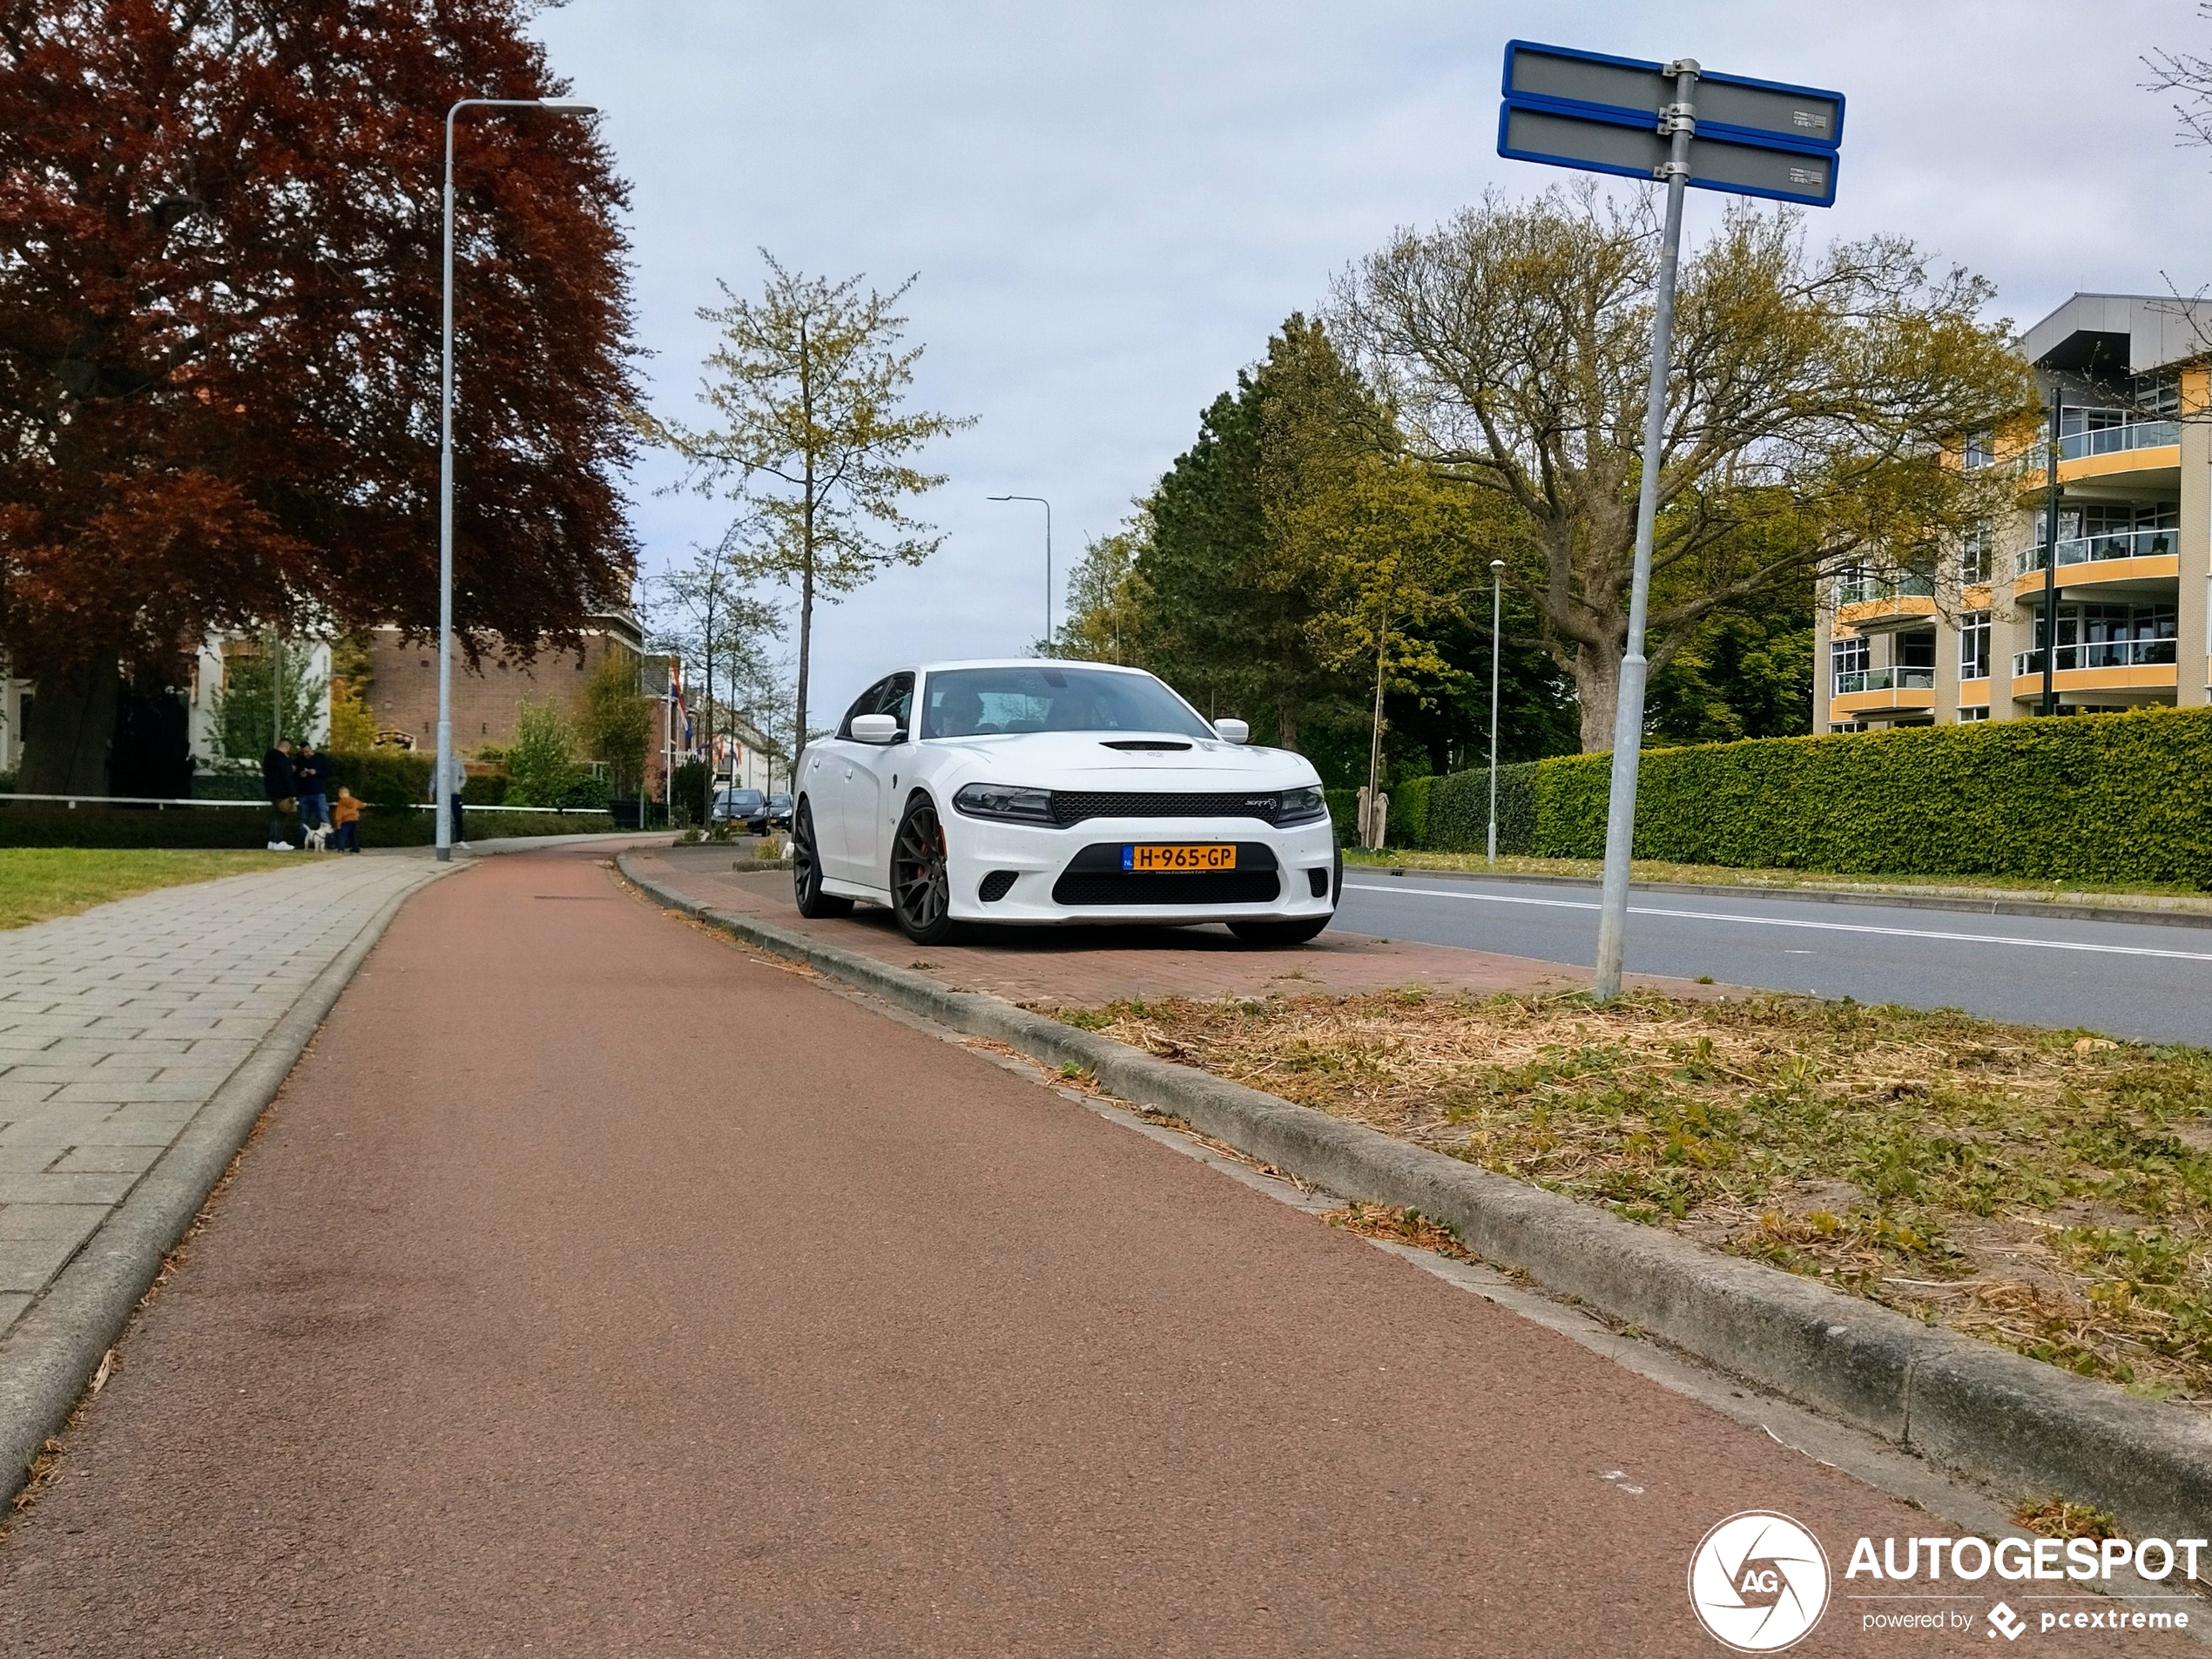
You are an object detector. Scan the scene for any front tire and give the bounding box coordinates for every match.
[1228,914,1332,948]
[890,796,957,946]
[792,799,852,919]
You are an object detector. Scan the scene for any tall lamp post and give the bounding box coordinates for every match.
[436,94,597,862]
[987,495,1054,653]
[1487,558,1506,866]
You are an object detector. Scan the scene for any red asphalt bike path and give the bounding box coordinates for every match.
[0,844,2186,1656]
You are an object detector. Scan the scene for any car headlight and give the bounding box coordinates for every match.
[1275,785,1327,826]
[954,782,1055,823]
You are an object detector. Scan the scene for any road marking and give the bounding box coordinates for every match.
[1340,882,2212,963]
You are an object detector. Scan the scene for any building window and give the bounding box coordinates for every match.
[1960,610,1991,680]
[1830,721,1867,733]
[1959,523,1993,585]
[2135,370,2182,419]
[1830,635,1871,696]
[1898,631,1937,671]
[1958,706,1988,722]
[1963,428,1994,469]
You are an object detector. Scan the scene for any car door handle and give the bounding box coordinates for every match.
[843,765,854,780]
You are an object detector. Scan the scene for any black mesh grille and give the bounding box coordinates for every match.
[978,869,1018,903]
[1049,791,1280,827]
[1051,869,1283,907]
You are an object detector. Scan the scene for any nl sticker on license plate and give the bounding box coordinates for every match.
[1123,843,1237,873]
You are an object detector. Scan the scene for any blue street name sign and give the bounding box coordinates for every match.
[1498,40,1844,208]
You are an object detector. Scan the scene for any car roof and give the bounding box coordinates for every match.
[906,658,1156,676]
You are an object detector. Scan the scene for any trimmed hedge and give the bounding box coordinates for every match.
[0,805,611,849]
[1368,706,2212,887]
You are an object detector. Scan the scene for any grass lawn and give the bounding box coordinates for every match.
[0,848,298,930]
[1343,848,2212,904]
[1055,988,2212,1406]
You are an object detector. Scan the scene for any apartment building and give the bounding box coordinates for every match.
[1817,293,2212,731]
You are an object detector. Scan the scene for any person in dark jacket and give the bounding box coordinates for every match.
[293,742,329,831]
[262,739,296,851]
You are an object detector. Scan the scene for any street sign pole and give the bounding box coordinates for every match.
[1591,60,1697,1002]
[1496,39,1843,1001]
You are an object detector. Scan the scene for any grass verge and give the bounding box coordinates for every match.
[0,848,295,930]
[1050,988,2212,1407]
[1344,849,2212,906]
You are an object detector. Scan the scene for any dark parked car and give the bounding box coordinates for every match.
[765,792,793,830]
[710,786,770,832]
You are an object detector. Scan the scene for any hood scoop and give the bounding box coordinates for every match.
[1100,739,1192,752]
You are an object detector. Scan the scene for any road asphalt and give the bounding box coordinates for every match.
[1338,873,2212,1044]
[0,844,2188,1655]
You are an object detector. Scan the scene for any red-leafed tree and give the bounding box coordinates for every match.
[0,0,638,789]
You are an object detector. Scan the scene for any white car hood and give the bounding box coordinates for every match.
[925,730,1318,791]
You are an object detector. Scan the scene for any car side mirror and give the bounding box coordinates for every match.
[1213,718,1250,745]
[851,713,900,744]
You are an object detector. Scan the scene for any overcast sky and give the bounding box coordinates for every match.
[524,0,2211,722]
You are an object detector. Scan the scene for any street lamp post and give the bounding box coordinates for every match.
[436,94,597,862]
[1487,558,1506,866]
[987,495,1054,652]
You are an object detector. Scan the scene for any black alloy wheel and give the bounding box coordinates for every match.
[792,799,852,919]
[890,796,957,946]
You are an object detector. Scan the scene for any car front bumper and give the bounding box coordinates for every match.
[940,812,1337,925]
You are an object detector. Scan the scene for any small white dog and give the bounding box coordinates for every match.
[301,824,331,852]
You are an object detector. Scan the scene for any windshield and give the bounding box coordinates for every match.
[719,790,765,806]
[920,665,1212,740]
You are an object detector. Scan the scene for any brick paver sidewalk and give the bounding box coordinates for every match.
[0,856,440,1345]
[624,845,1716,1007]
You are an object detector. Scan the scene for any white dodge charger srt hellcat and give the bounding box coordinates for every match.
[792,660,1339,947]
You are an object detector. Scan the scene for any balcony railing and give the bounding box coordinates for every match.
[2017,526,2179,576]
[1832,666,1935,696]
[2060,418,2179,461]
[2011,637,2179,677]
[1833,572,1937,605]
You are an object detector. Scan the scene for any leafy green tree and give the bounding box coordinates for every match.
[1299,457,1493,834]
[1338,185,2040,750]
[634,253,973,763]
[577,647,652,799]
[209,635,324,759]
[1138,314,1385,749]
[1052,517,1153,665]
[504,697,579,806]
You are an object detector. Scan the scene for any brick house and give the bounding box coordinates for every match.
[359,610,644,756]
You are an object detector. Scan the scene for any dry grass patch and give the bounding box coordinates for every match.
[1052,988,2212,1406]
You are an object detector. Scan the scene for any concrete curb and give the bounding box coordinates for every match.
[0,865,446,1505]
[622,853,2212,1542]
[1356,864,2212,931]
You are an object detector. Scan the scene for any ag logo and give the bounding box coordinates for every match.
[1688,1511,1831,1652]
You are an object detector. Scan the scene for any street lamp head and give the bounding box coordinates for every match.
[987,494,1012,501]
[1490,559,1507,571]
[537,98,598,114]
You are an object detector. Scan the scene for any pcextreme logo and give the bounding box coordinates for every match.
[1689,1512,1831,1653]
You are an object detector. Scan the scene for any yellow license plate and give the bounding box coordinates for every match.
[1123,843,1237,873]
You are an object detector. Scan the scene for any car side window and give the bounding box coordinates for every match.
[838,678,890,740]
[876,672,914,736]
